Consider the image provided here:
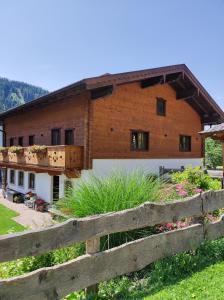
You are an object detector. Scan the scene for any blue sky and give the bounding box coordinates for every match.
[0,0,223,109]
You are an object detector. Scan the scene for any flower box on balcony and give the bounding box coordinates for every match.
[9,146,24,155]
[0,147,8,155]
[28,145,48,155]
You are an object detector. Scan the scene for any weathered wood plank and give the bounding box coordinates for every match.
[205,217,224,240]
[202,190,224,213]
[86,237,100,295]
[0,225,204,300]
[0,194,202,262]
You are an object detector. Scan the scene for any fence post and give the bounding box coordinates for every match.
[86,237,100,296]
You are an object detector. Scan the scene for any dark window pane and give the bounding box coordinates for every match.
[51,129,61,145]
[180,135,191,152]
[9,138,14,146]
[28,173,35,189]
[10,170,15,184]
[157,98,166,116]
[18,171,24,186]
[65,129,74,145]
[29,135,35,146]
[131,131,149,151]
[18,137,23,147]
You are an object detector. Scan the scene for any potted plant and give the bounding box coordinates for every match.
[9,146,24,155]
[0,147,8,155]
[35,199,46,212]
[28,145,47,155]
[13,194,24,203]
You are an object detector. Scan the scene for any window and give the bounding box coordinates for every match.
[51,129,61,145]
[180,135,191,152]
[9,137,14,146]
[18,136,23,146]
[65,129,74,145]
[28,173,35,189]
[157,98,166,116]
[131,131,149,151]
[18,171,24,187]
[29,135,35,146]
[10,170,15,184]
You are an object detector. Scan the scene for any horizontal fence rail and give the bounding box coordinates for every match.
[0,190,224,299]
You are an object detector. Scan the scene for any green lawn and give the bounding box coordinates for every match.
[146,261,224,300]
[0,204,25,234]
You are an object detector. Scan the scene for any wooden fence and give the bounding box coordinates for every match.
[1,190,224,299]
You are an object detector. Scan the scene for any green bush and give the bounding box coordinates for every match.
[57,170,163,217]
[171,166,221,190]
[205,138,222,168]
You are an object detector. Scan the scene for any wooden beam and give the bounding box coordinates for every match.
[1,190,224,264]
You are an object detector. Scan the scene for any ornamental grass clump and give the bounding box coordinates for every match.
[57,170,163,250]
[57,170,163,218]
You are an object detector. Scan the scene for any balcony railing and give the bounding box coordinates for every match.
[0,145,84,175]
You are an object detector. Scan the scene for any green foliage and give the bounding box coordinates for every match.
[205,138,222,168]
[171,166,221,190]
[57,170,163,218]
[0,77,48,112]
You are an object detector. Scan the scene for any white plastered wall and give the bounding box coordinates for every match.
[79,158,202,180]
[7,169,53,203]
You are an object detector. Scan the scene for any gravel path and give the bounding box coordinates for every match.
[0,193,54,230]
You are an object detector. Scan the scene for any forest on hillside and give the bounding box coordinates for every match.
[0,77,48,112]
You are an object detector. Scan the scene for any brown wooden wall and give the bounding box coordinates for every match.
[3,82,203,169]
[90,82,203,159]
[4,92,88,148]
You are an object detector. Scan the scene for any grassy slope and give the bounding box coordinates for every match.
[0,204,25,234]
[146,261,224,300]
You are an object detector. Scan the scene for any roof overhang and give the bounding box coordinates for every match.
[199,123,224,141]
[0,64,223,124]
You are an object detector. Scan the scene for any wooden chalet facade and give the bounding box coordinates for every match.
[0,64,223,203]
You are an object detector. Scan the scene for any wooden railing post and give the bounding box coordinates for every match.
[86,237,100,296]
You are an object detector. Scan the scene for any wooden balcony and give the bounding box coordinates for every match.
[0,146,84,178]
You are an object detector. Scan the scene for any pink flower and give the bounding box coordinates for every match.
[176,221,187,228]
[165,223,174,230]
[178,190,188,197]
[194,188,203,194]
[176,184,184,190]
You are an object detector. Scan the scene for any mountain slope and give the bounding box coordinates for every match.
[0,77,48,112]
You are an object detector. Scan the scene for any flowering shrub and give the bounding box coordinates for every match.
[171,166,221,191]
